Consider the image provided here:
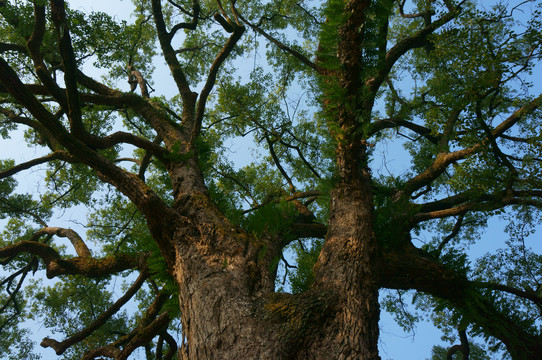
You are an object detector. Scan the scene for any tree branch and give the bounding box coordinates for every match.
[400,94,542,197]
[367,7,460,92]
[168,0,200,39]
[40,269,149,355]
[446,329,470,360]
[378,245,542,357]
[32,227,92,258]
[50,0,85,138]
[0,240,144,278]
[369,117,439,144]
[0,151,76,179]
[193,20,245,142]
[151,0,198,115]
[239,14,322,74]
[81,292,171,360]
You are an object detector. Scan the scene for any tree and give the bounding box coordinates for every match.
[0,0,541,358]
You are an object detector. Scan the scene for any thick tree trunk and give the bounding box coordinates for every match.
[173,246,279,359]
[167,173,380,359]
[307,179,380,360]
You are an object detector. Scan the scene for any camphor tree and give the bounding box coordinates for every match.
[0,0,542,358]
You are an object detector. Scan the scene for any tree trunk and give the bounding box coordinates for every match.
[166,171,380,359]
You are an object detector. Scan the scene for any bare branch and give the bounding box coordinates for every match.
[151,0,198,113]
[168,1,200,39]
[437,215,464,253]
[367,7,460,91]
[369,117,439,144]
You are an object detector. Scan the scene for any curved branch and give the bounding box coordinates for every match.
[473,281,542,307]
[446,329,470,360]
[401,94,542,197]
[437,214,464,253]
[0,58,177,254]
[266,136,295,192]
[169,0,200,39]
[151,0,198,113]
[0,240,144,278]
[26,3,69,111]
[32,227,91,258]
[50,0,84,137]
[412,189,542,224]
[40,269,149,355]
[118,312,170,360]
[0,259,33,314]
[81,292,171,360]
[242,190,322,215]
[278,139,322,179]
[368,7,460,91]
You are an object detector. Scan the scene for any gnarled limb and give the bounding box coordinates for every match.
[0,240,145,278]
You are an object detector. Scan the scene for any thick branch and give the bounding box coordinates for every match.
[401,94,542,197]
[412,189,542,224]
[32,227,91,258]
[0,240,144,278]
[81,293,171,360]
[447,329,470,360]
[169,1,200,39]
[151,0,197,114]
[0,58,177,256]
[50,0,84,137]
[473,281,542,307]
[26,3,68,110]
[378,245,542,358]
[368,7,460,91]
